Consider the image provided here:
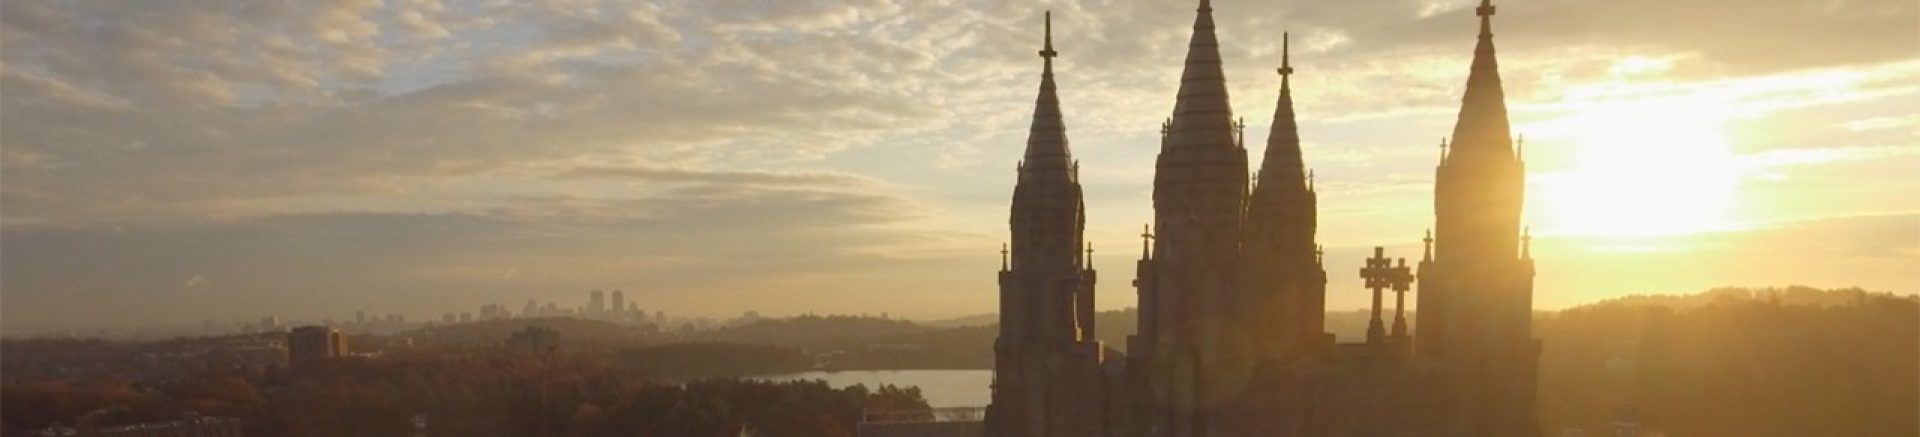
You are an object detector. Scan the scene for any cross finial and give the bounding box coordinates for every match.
[1423,228,1434,262]
[1085,242,1095,265]
[1278,32,1295,77]
[1140,224,1155,259]
[1039,10,1058,59]
[1314,244,1325,264]
[1308,169,1316,191]
[1516,134,1526,160]
[1234,117,1246,146]
[1199,0,1212,13]
[1000,243,1010,271]
[1476,0,1497,37]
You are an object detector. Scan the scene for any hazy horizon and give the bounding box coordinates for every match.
[4,0,1916,332]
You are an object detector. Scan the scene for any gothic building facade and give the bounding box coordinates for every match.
[985,1,1539,436]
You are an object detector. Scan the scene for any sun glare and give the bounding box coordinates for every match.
[1536,102,1741,239]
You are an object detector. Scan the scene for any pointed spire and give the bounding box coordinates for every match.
[1423,229,1434,262]
[1085,242,1095,267]
[1439,137,1450,162]
[1165,0,1236,150]
[1255,30,1307,194]
[1140,224,1155,260]
[1449,0,1514,160]
[1516,134,1526,160]
[1021,10,1071,176]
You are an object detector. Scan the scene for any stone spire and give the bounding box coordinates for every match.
[1166,0,1236,150]
[1255,32,1307,193]
[1021,11,1072,182]
[1448,0,1515,160]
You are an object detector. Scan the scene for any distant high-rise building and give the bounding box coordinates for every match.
[524,300,539,318]
[588,290,606,315]
[289,326,347,366]
[355,310,366,325]
[458,312,473,323]
[610,290,625,317]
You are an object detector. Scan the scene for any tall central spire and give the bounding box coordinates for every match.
[1166,0,1236,149]
[1448,0,1513,159]
[1022,11,1071,177]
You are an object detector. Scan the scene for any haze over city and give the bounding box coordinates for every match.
[3,0,1915,333]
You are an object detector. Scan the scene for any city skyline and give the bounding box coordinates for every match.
[4,0,1916,332]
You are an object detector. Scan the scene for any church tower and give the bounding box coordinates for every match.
[986,11,1107,437]
[1240,32,1327,361]
[1135,0,1251,434]
[1230,33,1329,435]
[1417,0,1540,435]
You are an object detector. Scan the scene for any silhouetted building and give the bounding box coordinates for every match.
[589,289,606,315]
[611,290,625,317]
[288,326,347,366]
[987,1,1540,436]
[983,11,1109,437]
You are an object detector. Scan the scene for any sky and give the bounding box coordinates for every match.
[2,0,1916,332]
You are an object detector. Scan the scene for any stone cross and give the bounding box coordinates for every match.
[1390,257,1415,339]
[1360,246,1395,344]
[1084,242,1094,268]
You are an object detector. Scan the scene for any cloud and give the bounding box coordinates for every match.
[0,0,1911,331]
[0,166,966,329]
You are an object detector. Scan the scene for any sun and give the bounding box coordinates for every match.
[1534,102,1741,239]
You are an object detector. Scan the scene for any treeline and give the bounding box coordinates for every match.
[1536,286,1917,436]
[0,349,928,436]
[619,343,813,380]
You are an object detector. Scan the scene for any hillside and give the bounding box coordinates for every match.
[1535,286,1917,436]
[404,317,657,349]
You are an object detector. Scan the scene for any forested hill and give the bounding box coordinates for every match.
[1535,286,1916,436]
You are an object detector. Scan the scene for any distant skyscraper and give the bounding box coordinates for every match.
[611,290,625,315]
[289,326,347,366]
[588,290,606,315]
